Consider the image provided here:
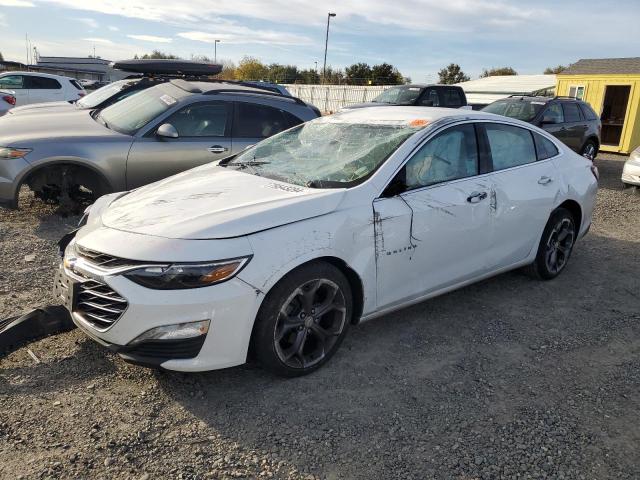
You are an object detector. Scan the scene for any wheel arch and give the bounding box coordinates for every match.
[556,199,582,232]
[19,159,114,196]
[581,135,600,152]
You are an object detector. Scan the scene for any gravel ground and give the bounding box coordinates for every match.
[1,154,639,479]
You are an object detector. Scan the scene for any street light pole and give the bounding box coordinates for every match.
[323,12,336,83]
[214,39,220,63]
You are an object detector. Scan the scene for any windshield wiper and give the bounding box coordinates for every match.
[231,161,271,168]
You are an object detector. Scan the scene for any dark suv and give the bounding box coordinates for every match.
[482,96,601,159]
[342,84,467,110]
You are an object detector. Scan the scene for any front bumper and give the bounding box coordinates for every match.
[0,157,30,209]
[622,160,640,186]
[54,261,264,372]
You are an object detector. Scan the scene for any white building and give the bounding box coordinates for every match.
[455,74,557,108]
[33,57,131,82]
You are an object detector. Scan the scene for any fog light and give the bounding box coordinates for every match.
[129,320,210,345]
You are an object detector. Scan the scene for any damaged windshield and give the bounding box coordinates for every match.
[372,86,423,105]
[226,118,425,188]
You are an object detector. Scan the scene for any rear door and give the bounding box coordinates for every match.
[0,74,28,106]
[126,101,233,189]
[561,102,588,152]
[25,75,64,104]
[481,122,560,269]
[231,101,304,152]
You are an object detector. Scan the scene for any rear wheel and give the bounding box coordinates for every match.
[525,208,576,280]
[252,262,352,377]
[580,140,598,160]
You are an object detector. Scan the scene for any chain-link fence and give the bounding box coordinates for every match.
[282,84,393,113]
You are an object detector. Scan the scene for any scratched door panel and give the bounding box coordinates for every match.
[373,176,492,310]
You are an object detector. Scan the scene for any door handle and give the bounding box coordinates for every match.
[538,176,553,185]
[208,145,228,154]
[466,191,488,203]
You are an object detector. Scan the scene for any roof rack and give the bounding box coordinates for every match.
[203,88,306,105]
[553,95,579,100]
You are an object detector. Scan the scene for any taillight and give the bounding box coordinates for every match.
[590,164,599,180]
[2,95,16,106]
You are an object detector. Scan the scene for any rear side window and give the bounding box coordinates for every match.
[0,75,24,89]
[69,79,83,90]
[485,123,537,171]
[166,102,230,137]
[234,103,302,138]
[26,76,62,89]
[579,103,599,121]
[444,88,464,107]
[533,133,559,160]
[562,103,582,122]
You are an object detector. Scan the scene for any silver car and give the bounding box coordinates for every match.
[622,146,640,188]
[0,80,320,208]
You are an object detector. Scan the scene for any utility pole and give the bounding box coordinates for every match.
[214,39,220,63]
[322,12,336,83]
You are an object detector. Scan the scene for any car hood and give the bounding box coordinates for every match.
[9,101,76,116]
[100,165,346,240]
[0,109,119,145]
[342,102,395,110]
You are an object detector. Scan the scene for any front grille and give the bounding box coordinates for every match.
[75,279,128,330]
[76,245,135,269]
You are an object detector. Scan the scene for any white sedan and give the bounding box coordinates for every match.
[55,107,598,376]
[622,145,640,188]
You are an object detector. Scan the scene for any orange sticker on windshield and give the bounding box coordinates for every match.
[409,119,429,127]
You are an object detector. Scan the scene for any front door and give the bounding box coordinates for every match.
[373,123,492,308]
[25,75,64,104]
[561,102,588,151]
[540,103,571,146]
[126,101,232,189]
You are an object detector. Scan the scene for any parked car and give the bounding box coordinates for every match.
[482,96,601,160]
[341,84,468,110]
[622,145,640,188]
[0,71,85,106]
[0,90,16,116]
[0,80,320,209]
[53,107,598,376]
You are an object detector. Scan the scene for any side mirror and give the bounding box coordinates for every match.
[156,123,179,139]
[541,116,557,125]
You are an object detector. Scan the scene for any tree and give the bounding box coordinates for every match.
[137,50,180,60]
[321,66,344,84]
[235,56,268,81]
[345,62,372,85]
[266,63,299,83]
[544,65,567,74]
[480,67,518,77]
[296,68,320,84]
[371,63,404,85]
[438,63,470,84]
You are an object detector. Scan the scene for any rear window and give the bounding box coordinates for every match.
[562,103,582,122]
[26,76,62,90]
[579,103,599,121]
[533,132,559,160]
[233,103,302,138]
[69,79,84,90]
[482,99,544,122]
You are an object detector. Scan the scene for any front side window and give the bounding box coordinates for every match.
[372,86,422,105]
[233,103,300,138]
[404,124,478,189]
[226,118,424,188]
[482,99,543,122]
[419,88,440,106]
[542,103,564,123]
[166,102,229,137]
[26,76,62,89]
[533,132,559,160]
[562,103,582,122]
[485,123,536,171]
[0,75,24,89]
[97,83,189,135]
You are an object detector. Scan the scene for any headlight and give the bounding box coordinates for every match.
[0,146,32,159]
[124,257,251,290]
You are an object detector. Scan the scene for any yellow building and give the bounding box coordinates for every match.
[556,57,640,154]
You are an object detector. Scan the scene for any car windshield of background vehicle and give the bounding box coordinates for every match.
[227,118,425,188]
[97,84,188,134]
[482,100,544,122]
[372,86,422,105]
[77,80,133,108]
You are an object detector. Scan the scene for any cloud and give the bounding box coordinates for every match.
[0,0,35,6]
[127,34,172,43]
[0,13,6,26]
[108,25,119,31]
[83,37,114,45]
[178,28,311,46]
[74,16,98,29]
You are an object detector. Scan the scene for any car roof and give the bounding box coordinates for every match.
[0,71,75,80]
[331,106,503,123]
[189,81,275,94]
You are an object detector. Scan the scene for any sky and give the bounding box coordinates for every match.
[1,0,640,82]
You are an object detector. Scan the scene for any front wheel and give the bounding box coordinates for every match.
[525,208,576,280]
[251,262,353,377]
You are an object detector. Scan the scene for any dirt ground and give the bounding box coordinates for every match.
[1,154,639,480]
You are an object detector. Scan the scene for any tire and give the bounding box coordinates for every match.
[251,261,353,377]
[580,140,598,160]
[525,208,576,280]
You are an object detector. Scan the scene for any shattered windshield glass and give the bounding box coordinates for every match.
[226,118,425,188]
[372,86,422,105]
